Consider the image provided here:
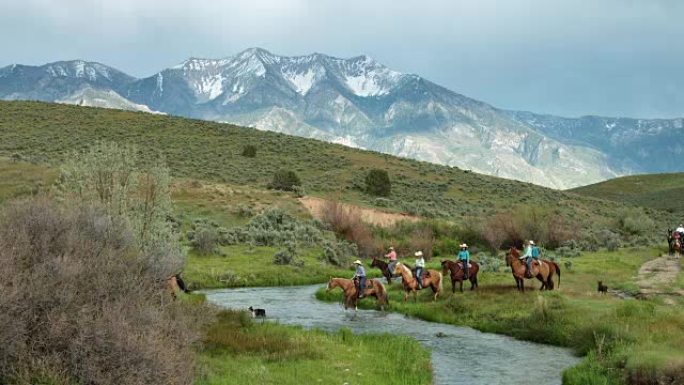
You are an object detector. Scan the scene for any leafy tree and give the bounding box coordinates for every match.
[365,169,391,197]
[269,169,301,192]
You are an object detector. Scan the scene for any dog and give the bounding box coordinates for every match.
[597,281,608,294]
[248,306,266,318]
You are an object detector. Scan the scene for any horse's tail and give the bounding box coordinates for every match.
[175,273,190,293]
[438,272,443,292]
[374,279,389,308]
[552,262,561,288]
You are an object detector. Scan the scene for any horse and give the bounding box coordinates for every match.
[371,258,412,284]
[667,229,674,255]
[326,277,388,310]
[392,262,442,302]
[166,273,190,300]
[441,260,479,293]
[505,248,558,292]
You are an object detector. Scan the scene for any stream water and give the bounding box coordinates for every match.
[205,285,580,385]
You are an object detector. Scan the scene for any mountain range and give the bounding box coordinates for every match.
[2,48,682,189]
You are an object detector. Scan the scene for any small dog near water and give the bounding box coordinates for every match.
[597,281,608,294]
[248,306,266,318]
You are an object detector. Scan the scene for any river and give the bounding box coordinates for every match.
[205,285,580,385]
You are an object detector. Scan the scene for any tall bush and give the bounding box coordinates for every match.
[58,142,176,256]
[0,199,204,385]
[365,169,391,197]
[268,169,301,192]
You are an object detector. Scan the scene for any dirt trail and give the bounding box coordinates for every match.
[637,254,684,303]
[298,196,419,228]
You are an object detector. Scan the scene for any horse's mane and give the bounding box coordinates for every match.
[396,262,412,276]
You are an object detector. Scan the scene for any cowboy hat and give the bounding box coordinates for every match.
[529,240,535,245]
[389,246,394,250]
[414,251,423,257]
[460,243,468,248]
[353,259,362,265]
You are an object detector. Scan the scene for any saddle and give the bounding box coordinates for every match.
[457,261,472,269]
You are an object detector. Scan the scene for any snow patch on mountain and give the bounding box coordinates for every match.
[283,68,317,95]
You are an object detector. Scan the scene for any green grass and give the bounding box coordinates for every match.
[1,100,674,234]
[197,310,432,385]
[318,248,684,384]
[0,158,57,203]
[184,244,383,289]
[572,173,684,216]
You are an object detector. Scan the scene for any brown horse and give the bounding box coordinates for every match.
[326,277,388,310]
[670,230,682,256]
[505,248,558,292]
[392,262,442,302]
[166,273,190,300]
[441,260,479,293]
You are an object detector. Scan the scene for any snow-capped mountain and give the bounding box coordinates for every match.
[1,48,682,189]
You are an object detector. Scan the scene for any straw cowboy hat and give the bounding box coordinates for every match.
[414,251,423,257]
[389,246,394,250]
[460,243,468,248]
[529,240,535,245]
[353,259,362,265]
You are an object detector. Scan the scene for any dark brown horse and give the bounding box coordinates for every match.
[166,273,190,300]
[371,258,412,284]
[441,260,479,293]
[669,229,682,256]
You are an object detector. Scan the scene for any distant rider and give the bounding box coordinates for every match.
[676,224,684,239]
[353,260,367,298]
[386,246,398,280]
[457,244,470,279]
[521,240,540,278]
[414,251,425,289]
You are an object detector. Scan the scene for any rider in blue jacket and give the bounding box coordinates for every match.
[458,244,470,279]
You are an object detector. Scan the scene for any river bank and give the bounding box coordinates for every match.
[204,285,578,385]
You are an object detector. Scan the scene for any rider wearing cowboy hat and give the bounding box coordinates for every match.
[521,240,540,278]
[353,259,367,298]
[414,251,425,289]
[458,243,470,279]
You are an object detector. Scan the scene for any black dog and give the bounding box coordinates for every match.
[597,281,608,294]
[248,306,266,317]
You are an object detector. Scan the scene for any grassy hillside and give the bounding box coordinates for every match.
[0,100,674,239]
[572,173,684,217]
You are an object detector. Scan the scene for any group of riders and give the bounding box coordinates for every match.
[351,240,543,298]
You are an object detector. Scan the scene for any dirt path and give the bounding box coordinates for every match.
[298,196,419,228]
[637,254,684,303]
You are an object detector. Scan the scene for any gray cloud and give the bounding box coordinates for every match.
[1,0,682,118]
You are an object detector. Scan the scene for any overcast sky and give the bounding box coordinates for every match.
[1,0,682,118]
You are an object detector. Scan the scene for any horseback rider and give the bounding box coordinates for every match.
[521,240,540,278]
[414,251,425,289]
[386,246,398,280]
[676,224,684,239]
[457,243,470,279]
[353,260,367,298]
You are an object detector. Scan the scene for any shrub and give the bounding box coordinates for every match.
[57,142,175,254]
[192,225,220,255]
[321,240,358,266]
[0,198,205,385]
[619,208,655,236]
[241,144,257,158]
[269,169,301,191]
[320,200,379,257]
[365,169,391,197]
[273,242,302,266]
